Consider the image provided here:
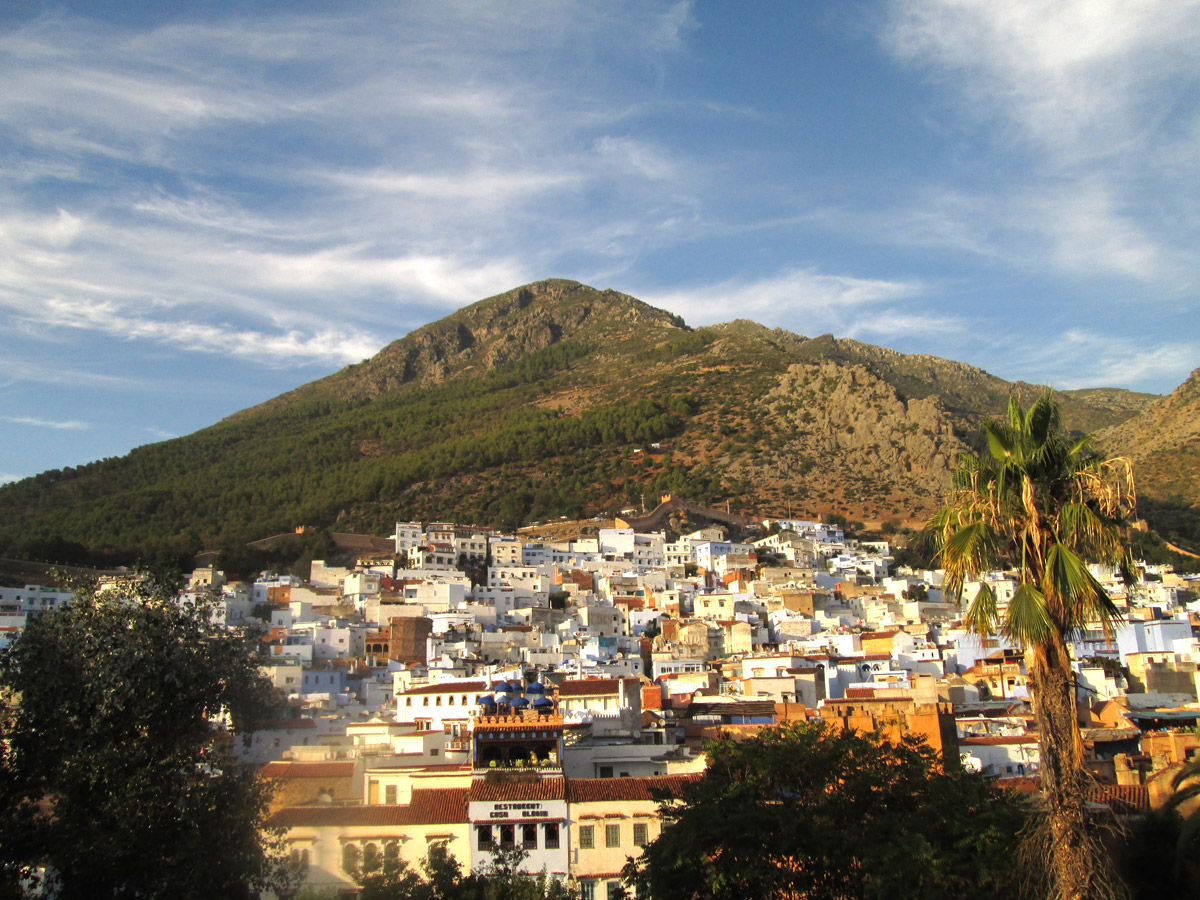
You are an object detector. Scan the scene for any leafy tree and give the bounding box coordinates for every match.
[624,720,1026,900]
[356,843,574,900]
[923,393,1136,900]
[0,574,286,898]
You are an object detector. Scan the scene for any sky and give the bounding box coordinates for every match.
[3,0,1199,483]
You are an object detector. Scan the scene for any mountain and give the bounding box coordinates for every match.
[1094,368,1200,553]
[1095,368,1200,503]
[0,279,1185,565]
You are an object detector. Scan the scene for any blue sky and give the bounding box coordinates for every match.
[3,0,1199,483]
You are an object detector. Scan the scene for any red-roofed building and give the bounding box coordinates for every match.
[260,759,358,812]
[567,776,700,900]
[267,787,471,892]
[395,679,490,731]
[468,773,568,877]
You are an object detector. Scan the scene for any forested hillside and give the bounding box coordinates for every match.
[0,279,1187,567]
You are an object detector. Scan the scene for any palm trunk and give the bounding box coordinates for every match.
[1028,641,1101,900]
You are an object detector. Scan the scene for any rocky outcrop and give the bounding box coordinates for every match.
[1096,368,1200,505]
[734,362,970,506]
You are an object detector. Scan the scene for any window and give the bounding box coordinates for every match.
[544,822,560,849]
[342,843,360,874]
[522,823,538,849]
[580,880,596,900]
[599,765,613,778]
[579,825,594,849]
[605,824,620,848]
[385,785,397,805]
[605,882,625,900]
[633,823,648,847]
[477,825,493,851]
[363,842,381,873]
[499,824,515,849]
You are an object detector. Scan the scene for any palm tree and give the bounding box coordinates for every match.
[1163,756,1200,881]
[924,392,1137,900]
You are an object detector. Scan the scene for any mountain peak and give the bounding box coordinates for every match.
[236,280,689,415]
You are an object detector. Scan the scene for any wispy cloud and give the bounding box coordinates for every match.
[0,358,144,389]
[881,0,1200,284]
[642,267,932,333]
[30,297,379,368]
[0,1,704,369]
[884,0,1200,160]
[998,330,1200,393]
[2,415,90,430]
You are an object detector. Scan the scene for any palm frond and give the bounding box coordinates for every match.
[938,521,999,598]
[1168,758,1200,797]
[1002,582,1055,647]
[1006,394,1024,433]
[964,581,1000,637]
[986,422,1014,462]
[1059,502,1122,560]
[1025,393,1056,447]
[1043,542,1122,636]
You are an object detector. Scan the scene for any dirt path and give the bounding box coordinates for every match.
[1165,540,1200,559]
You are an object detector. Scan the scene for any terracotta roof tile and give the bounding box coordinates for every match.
[268,788,468,828]
[259,761,356,779]
[468,777,566,802]
[558,678,635,697]
[844,687,878,699]
[994,779,1150,814]
[1088,784,1150,814]
[566,775,700,803]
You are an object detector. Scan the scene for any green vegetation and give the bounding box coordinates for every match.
[0,340,706,560]
[624,721,1026,900]
[924,393,1136,900]
[0,574,284,898]
[355,842,574,900]
[0,280,1186,567]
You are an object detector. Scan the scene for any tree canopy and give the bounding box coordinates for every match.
[0,574,285,899]
[354,843,575,900]
[923,393,1136,900]
[624,720,1026,900]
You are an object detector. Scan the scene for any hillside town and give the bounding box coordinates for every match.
[3,504,1199,897]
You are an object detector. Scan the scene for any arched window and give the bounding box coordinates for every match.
[384,841,400,869]
[343,842,361,875]
[363,842,382,873]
